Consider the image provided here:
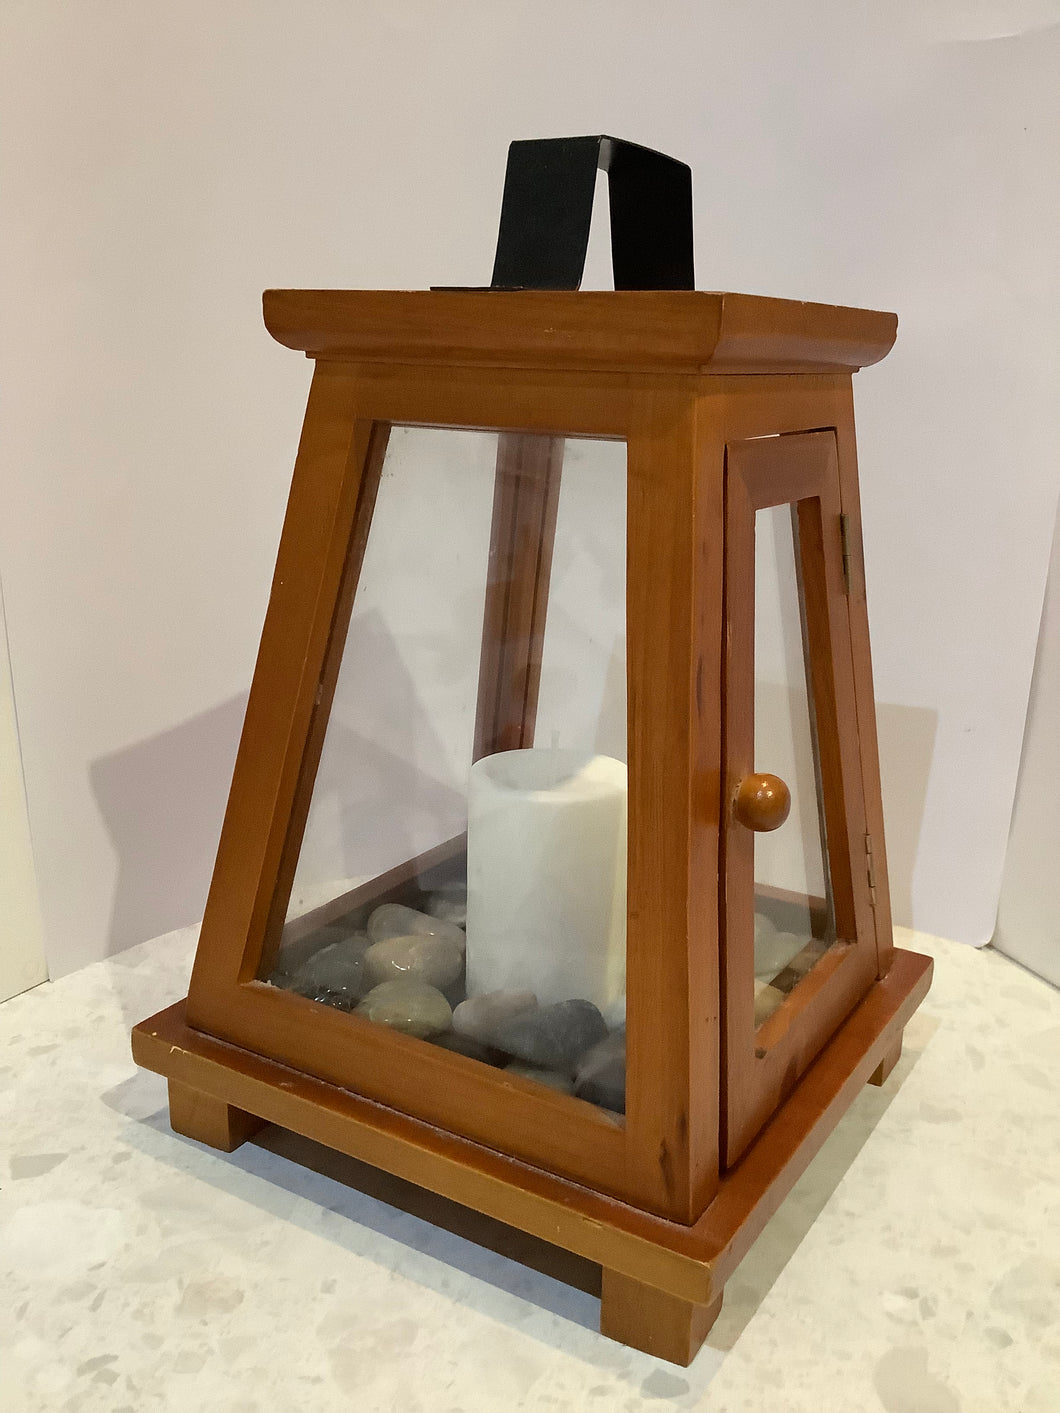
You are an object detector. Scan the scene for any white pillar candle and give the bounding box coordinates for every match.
[465,748,627,1014]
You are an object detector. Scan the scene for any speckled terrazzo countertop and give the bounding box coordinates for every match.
[1,927,1058,1412]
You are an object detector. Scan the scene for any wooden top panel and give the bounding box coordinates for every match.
[263,289,897,376]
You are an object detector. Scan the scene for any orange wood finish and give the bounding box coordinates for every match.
[600,1271,723,1363]
[167,1079,264,1152]
[263,288,896,375]
[257,420,390,979]
[868,1036,903,1086]
[734,773,792,832]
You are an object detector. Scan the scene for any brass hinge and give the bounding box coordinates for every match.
[840,513,853,595]
[865,832,878,907]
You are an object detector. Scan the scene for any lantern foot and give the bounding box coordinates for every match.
[600,1269,722,1366]
[167,1078,265,1152]
[867,1034,903,1086]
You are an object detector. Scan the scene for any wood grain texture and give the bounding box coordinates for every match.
[600,1270,722,1365]
[257,420,390,979]
[621,386,725,1221]
[829,385,896,973]
[262,289,897,375]
[167,1079,265,1152]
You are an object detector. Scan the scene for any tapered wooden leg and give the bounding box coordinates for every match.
[867,1035,903,1087]
[167,1079,265,1151]
[600,1269,721,1365]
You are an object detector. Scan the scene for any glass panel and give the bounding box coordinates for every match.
[264,426,628,1117]
[753,503,837,1027]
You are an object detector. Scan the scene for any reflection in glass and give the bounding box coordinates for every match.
[753,503,837,1027]
[264,427,628,1115]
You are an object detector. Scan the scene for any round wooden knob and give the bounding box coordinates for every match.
[734,773,791,832]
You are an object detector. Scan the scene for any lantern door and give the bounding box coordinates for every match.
[722,430,882,1166]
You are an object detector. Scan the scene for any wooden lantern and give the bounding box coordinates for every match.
[133,287,931,1365]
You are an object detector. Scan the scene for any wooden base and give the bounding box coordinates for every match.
[867,1036,903,1086]
[132,947,931,1366]
[167,1078,266,1151]
[601,1270,723,1363]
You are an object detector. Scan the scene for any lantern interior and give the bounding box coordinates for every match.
[260,424,631,1115]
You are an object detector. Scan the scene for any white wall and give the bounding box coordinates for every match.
[993,495,1060,984]
[1,1,1058,976]
[0,578,47,1000]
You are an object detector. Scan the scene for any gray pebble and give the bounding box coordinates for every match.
[286,936,371,1008]
[493,999,608,1074]
[452,989,538,1045]
[574,1029,626,1113]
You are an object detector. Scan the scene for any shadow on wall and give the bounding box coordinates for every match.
[89,693,248,957]
[89,610,471,959]
[876,700,938,930]
[290,608,470,911]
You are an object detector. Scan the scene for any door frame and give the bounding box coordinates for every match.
[721,431,880,1165]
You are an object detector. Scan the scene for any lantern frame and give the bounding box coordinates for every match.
[133,289,932,1363]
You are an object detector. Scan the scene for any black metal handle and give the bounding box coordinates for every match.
[487,135,695,292]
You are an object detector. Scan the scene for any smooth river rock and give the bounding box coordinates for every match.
[367,903,466,953]
[355,979,452,1038]
[452,989,538,1045]
[493,998,608,1073]
[573,1028,626,1113]
[505,1063,575,1095]
[286,935,371,1009]
[364,933,464,991]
